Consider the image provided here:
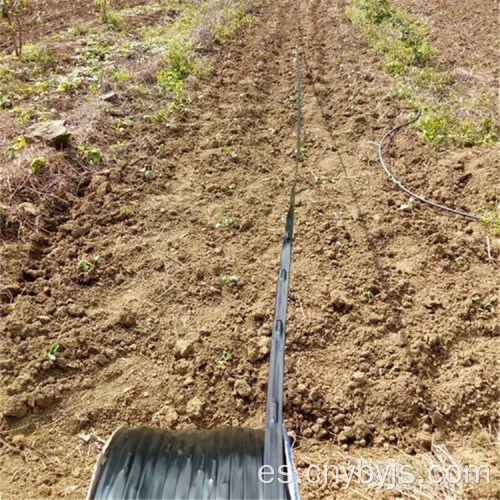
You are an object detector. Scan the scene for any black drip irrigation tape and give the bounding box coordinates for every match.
[263,45,303,499]
[378,112,479,220]
[87,46,305,500]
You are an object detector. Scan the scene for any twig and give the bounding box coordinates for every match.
[166,254,185,267]
[486,236,491,261]
[297,296,306,317]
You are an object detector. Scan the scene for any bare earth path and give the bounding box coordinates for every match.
[0,0,498,498]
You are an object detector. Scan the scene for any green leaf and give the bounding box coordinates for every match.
[29,157,45,174]
[8,137,26,151]
[79,259,91,272]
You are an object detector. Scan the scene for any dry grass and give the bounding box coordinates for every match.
[0,140,97,239]
[295,439,497,500]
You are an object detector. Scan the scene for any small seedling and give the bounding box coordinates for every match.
[217,349,232,367]
[111,68,130,82]
[43,343,59,362]
[140,167,152,180]
[327,210,343,217]
[453,256,466,269]
[77,145,101,164]
[120,205,133,216]
[484,295,497,314]
[111,116,134,133]
[389,364,400,376]
[299,147,308,156]
[283,95,295,104]
[480,212,500,235]
[29,157,45,174]
[359,288,376,300]
[223,146,240,162]
[315,175,335,184]
[400,197,416,212]
[79,259,91,272]
[214,208,232,228]
[79,255,100,272]
[227,183,237,191]
[220,275,240,287]
[8,136,26,151]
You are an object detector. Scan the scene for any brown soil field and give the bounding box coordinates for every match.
[0,0,499,499]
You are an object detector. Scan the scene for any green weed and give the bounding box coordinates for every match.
[480,211,500,235]
[120,205,133,216]
[156,39,195,101]
[29,157,45,174]
[79,255,100,272]
[140,167,153,180]
[220,275,239,286]
[42,343,59,361]
[111,68,130,82]
[8,136,26,151]
[347,0,499,146]
[106,10,126,29]
[214,208,232,228]
[224,146,240,161]
[20,43,54,64]
[216,349,232,367]
[77,145,101,164]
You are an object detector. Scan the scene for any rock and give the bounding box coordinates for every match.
[164,407,178,427]
[174,336,197,358]
[330,291,353,313]
[101,91,118,103]
[23,268,45,280]
[338,426,356,443]
[351,371,368,386]
[21,324,39,339]
[353,421,372,440]
[35,392,56,409]
[332,414,346,426]
[95,182,111,197]
[71,224,90,238]
[247,336,270,362]
[0,359,14,370]
[67,304,85,318]
[117,310,136,328]
[234,379,252,398]
[25,120,70,148]
[302,427,313,438]
[94,354,108,366]
[11,434,25,448]
[310,387,322,401]
[296,384,308,395]
[417,431,432,450]
[186,396,203,418]
[3,398,28,418]
[311,423,328,439]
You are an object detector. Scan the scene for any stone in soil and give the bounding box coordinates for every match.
[25,120,70,148]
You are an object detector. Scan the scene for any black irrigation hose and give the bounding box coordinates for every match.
[263,46,303,498]
[378,112,479,220]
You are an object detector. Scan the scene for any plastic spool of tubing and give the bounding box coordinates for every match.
[87,426,300,500]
